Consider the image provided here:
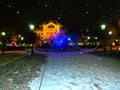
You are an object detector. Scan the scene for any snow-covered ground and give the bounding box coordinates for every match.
[29,50,120,90]
[0,49,120,90]
[40,51,120,90]
[1,49,119,90]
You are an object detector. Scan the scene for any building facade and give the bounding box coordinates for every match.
[34,21,62,47]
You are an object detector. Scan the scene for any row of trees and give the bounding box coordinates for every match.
[0,27,38,54]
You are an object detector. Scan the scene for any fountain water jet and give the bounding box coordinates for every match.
[50,29,79,50]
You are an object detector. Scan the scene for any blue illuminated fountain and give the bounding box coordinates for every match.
[50,29,79,50]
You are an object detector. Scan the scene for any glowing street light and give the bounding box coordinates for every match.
[101,24,106,30]
[29,24,35,55]
[29,24,35,31]
[1,32,6,54]
[109,31,112,51]
[100,24,106,52]
[87,36,90,46]
[108,31,112,35]
[87,36,90,40]
[21,37,24,40]
[116,39,118,42]
[1,32,6,36]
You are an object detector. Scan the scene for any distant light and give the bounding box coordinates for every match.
[69,43,72,46]
[69,43,75,46]
[45,4,48,7]
[21,37,24,40]
[58,17,61,20]
[101,24,106,30]
[44,41,46,43]
[17,11,20,14]
[86,28,89,32]
[95,37,98,40]
[29,24,34,31]
[119,48,120,50]
[116,39,118,42]
[1,32,6,36]
[18,34,21,38]
[109,31,112,35]
[87,36,90,40]
[112,42,115,46]
[80,52,82,54]
[8,5,11,7]
[68,38,71,41]
[78,42,83,46]
[86,11,88,14]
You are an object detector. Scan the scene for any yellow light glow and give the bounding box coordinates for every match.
[29,24,34,30]
[34,21,62,46]
[1,32,6,36]
[116,39,118,42]
[109,31,112,35]
[21,37,24,40]
[112,42,115,46]
[101,24,106,30]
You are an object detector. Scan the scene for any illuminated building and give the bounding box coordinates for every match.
[34,21,62,47]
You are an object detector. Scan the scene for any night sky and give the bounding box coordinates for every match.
[0,0,120,36]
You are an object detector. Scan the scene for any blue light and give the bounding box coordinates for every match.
[50,29,79,50]
[68,38,71,41]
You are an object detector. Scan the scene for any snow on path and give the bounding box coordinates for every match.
[40,51,120,90]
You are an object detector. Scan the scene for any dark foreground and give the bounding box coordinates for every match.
[0,54,46,90]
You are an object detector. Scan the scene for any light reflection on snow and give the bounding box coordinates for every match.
[29,50,120,90]
[28,76,41,90]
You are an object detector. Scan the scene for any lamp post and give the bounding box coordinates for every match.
[101,24,106,52]
[29,24,35,55]
[109,31,112,51]
[87,36,90,46]
[1,32,6,54]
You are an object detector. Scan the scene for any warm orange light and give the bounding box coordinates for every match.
[34,21,62,46]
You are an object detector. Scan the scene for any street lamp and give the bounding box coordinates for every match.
[116,39,119,50]
[1,32,6,54]
[29,24,35,55]
[87,36,91,46]
[29,24,35,31]
[21,37,24,41]
[2,32,6,36]
[109,31,112,35]
[116,39,118,42]
[87,36,90,40]
[101,24,106,30]
[109,31,112,51]
[101,24,106,52]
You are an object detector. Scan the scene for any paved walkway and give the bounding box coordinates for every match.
[39,51,120,90]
